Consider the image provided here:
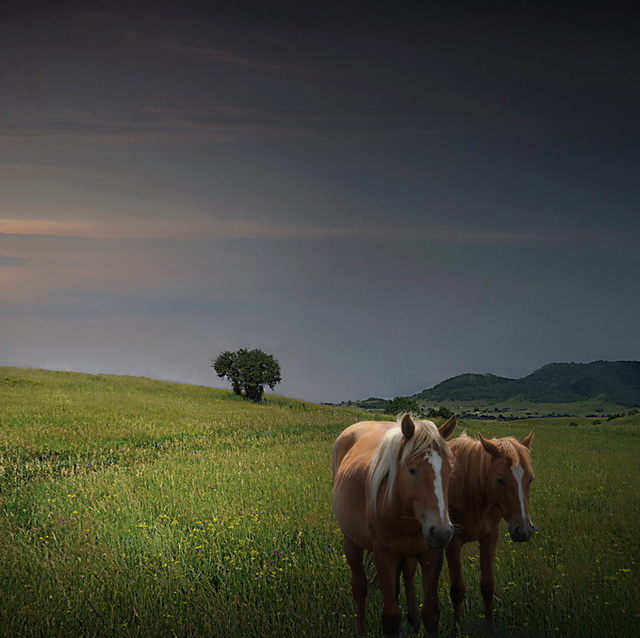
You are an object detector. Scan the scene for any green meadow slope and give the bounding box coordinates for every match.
[0,367,638,637]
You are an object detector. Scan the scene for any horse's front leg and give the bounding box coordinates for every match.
[419,549,444,638]
[403,558,420,633]
[445,537,465,629]
[479,528,499,628]
[373,545,403,636]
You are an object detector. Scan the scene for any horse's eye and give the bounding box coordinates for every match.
[497,477,506,485]
[408,467,418,476]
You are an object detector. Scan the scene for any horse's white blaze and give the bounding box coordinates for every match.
[511,465,527,523]
[425,450,447,522]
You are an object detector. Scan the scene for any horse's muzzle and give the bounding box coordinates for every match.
[426,524,454,548]
[509,523,536,542]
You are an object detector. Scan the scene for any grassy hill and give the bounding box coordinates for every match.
[413,361,639,417]
[0,366,369,481]
[0,367,638,637]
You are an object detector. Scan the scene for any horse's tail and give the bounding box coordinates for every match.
[364,550,379,595]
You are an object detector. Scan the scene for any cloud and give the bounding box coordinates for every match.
[1,215,636,249]
[0,255,25,266]
[0,102,495,149]
[0,219,110,238]
[156,35,284,71]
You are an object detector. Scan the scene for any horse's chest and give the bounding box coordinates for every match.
[451,506,500,542]
[371,522,427,556]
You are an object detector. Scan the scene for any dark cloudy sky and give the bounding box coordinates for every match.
[1,0,638,402]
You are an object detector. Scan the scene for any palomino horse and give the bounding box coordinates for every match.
[333,414,456,637]
[446,430,535,628]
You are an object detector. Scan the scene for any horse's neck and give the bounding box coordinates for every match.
[376,478,413,519]
[367,479,421,548]
[451,450,496,522]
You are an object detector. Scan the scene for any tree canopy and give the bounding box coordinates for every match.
[426,405,453,419]
[383,396,421,416]
[212,348,282,402]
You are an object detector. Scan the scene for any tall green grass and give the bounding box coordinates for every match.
[1,368,638,636]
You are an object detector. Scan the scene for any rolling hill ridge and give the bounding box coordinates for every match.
[413,361,640,407]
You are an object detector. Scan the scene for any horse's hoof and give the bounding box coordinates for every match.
[382,613,402,636]
[405,613,420,634]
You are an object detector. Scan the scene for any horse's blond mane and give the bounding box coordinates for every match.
[451,431,534,515]
[367,415,452,513]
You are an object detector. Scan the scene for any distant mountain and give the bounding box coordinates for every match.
[413,361,640,407]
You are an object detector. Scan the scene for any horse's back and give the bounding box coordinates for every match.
[333,421,396,549]
[333,421,391,473]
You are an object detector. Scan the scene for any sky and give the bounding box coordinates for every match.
[1,0,639,403]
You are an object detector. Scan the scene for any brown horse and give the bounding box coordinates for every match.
[333,414,456,637]
[446,430,536,629]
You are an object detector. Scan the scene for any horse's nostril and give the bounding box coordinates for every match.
[428,526,435,538]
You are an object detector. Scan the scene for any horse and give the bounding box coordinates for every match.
[333,414,457,637]
[445,430,536,629]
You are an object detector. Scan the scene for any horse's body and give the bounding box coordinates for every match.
[333,414,456,637]
[446,431,535,627]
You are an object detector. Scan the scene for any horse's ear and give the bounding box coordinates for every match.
[478,433,500,457]
[521,430,535,449]
[439,415,456,439]
[401,414,415,440]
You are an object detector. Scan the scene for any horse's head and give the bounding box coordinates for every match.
[478,431,536,542]
[397,414,457,548]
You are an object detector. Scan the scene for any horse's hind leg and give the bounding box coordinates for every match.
[403,558,420,633]
[395,558,406,601]
[446,538,465,630]
[479,529,499,629]
[344,536,367,636]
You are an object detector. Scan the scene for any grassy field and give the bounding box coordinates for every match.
[1,367,638,637]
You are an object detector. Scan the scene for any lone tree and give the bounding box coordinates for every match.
[212,348,282,402]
